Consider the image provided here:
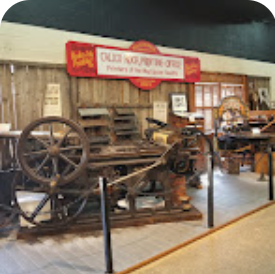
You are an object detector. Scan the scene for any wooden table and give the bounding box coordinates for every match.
[226,132,272,175]
[227,132,271,142]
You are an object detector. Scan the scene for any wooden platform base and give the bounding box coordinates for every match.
[18,206,202,239]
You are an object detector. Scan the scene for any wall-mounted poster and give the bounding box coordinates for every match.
[153,102,167,123]
[270,101,275,110]
[43,84,62,117]
[171,93,187,116]
[248,76,270,110]
[258,87,270,110]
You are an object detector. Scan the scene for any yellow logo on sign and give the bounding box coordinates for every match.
[71,50,94,68]
[185,63,199,75]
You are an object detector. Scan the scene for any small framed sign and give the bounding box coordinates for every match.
[43,84,62,117]
[170,93,188,116]
[258,87,270,110]
[153,102,168,123]
[270,101,275,110]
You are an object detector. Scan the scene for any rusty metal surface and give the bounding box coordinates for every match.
[88,157,160,169]
[79,118,110,128]
[114,123,137,131]
[89,135,111,145]
[114,116,136,121]
[89,143,166,159]
[116,130,139,136]
[115,108,135,116]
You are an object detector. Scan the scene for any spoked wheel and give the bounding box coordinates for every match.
[17,116,90,186]
[16,116,90,227]
[12,171,91,227]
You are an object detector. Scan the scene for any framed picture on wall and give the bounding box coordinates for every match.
[43,84,62,117]
[170,93,188,116]
[258,87,270,110]
[270,101,275,110]
[153,101,168,123]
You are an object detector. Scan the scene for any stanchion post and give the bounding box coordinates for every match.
[99,177,114,274]
[268,146,274,201]
[207,152,214,228]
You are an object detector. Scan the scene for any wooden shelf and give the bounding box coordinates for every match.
[113,108,140,141]
[78,107,112,146]
[79,119,110,128]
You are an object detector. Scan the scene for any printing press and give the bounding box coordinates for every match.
[214,96,273,174]
[0,107,211,231]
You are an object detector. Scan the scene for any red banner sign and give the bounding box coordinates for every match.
[66,41,96,77]
[66,40,200,90]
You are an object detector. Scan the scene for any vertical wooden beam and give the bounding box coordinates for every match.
[188,83,195,112]
[70,77,78,121]
[243,75,248,103]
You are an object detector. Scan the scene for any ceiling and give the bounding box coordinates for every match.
[2,0,275,63]
[155,0,274,24]
[3,0,274,31]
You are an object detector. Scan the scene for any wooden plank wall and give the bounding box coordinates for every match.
[77,79,186,134]
[0,63,187,135]
[12,65,71,130]
[0,64,12,125]
[200,71,245,84]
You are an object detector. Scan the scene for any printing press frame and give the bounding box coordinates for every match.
[11,115,212,231]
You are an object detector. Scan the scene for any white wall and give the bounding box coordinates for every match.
[1,21,275,98]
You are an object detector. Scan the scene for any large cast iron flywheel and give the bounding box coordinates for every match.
[14,116,90,227]
[17,116,89,186]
